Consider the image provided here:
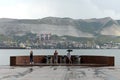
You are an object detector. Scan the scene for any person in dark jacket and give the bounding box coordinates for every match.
[30,50,34,64]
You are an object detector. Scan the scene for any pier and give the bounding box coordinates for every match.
[10,55,114,67]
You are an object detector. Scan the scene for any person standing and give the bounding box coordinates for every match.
[54,50,58,64]
[67,52,72,64]
[30,50,34,64]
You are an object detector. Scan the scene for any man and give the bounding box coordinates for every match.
[30,50,34,64]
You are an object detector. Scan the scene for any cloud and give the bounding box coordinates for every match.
[91,0,120,19]
[0,3,29,19]
[0,0,120,19]
[0,1,56,19]
[102,9,120,19]
[42,0,120,19]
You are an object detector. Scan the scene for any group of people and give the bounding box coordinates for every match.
[29,50,72,64]
[53,50,72,64]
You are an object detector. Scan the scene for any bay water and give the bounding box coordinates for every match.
[0,49,119,66]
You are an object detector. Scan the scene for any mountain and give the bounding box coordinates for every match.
[0,17,120,37]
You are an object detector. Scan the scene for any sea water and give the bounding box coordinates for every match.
[0,49,119,66]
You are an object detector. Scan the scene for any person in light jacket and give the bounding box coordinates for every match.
[67,52,72,64]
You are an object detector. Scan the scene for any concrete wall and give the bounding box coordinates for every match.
[10,55,114,66]
[80,55,114,66]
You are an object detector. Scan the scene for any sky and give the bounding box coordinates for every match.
[0,0,120,19]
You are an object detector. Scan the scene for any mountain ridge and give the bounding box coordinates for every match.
[0,17,120,37]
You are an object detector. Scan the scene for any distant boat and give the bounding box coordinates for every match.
[26,47,31,49]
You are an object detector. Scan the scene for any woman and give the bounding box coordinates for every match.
[67,52,72,64]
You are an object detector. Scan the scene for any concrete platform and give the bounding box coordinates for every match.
[0,66,120,80]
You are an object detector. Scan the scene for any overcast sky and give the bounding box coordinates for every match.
[0,0,120,19]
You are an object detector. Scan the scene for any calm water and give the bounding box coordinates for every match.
[0,49,120,66]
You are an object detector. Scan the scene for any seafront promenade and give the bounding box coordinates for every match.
[0,66,120,80]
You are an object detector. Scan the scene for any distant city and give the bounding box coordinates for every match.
[0,33,120,49]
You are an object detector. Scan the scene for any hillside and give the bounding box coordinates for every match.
[0,17,120,37]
